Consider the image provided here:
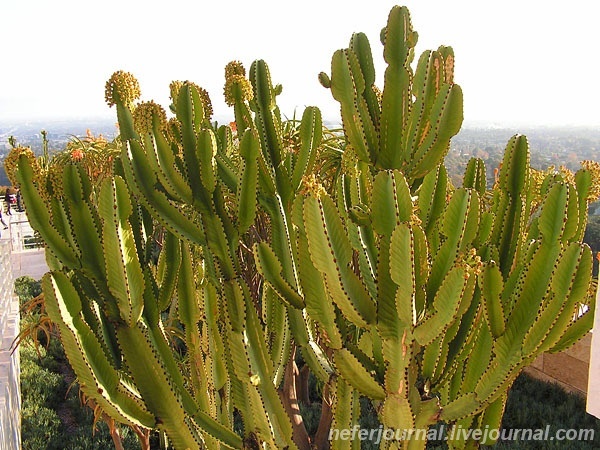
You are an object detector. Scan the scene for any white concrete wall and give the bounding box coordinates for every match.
[0,239,21,450]
[587,285,600,418]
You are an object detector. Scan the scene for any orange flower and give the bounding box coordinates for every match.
[71,149,84,161]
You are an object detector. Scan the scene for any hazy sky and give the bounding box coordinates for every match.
[1,0,599,127]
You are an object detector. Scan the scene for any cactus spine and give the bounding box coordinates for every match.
[15,5,597,450]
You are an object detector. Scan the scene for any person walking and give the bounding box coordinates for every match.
[4,188,12,216]
[0,208,7,230]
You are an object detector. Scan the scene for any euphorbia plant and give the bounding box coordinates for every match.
[14,5,597,450]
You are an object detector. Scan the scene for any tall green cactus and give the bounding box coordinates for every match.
[15,5,597,450]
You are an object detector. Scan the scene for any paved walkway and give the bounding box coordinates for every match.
[1,211,49,281]
[10,250,48,280]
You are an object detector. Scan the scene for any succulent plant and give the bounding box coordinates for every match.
[15,5,597,450]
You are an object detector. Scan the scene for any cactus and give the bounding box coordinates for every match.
[14,5,598,450]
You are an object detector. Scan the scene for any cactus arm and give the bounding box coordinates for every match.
[197,128,218,193]
[116,323,239,449]
[477,394,507,446]
[156,231,182,311]
[479,262,506,338]
[429,273,477,385]
[562,184,581,242]
[439,393,480,422]
[254,242,304,309]
[538,181,569,242]
[250,60,284,169]
[381,394,416,437]
[377,5,416,169]
[98,177,145,326]
[490,135,530,274]
[573,168,593,241]
[43,272,155,429]
[121,139,205,244]
[427,189,479,300]
[202,213,236,279]
[148,124,194,203]
[346,35,379,163]
[222,281,284,448]
[377,236,402,340]
[329,378,357,450]
[371,170,412,236]
[291,106,322,192]
[294,201,343,349]
[61,164,106,278]
[329,49,371,163]
[176,83,206,201]
[237,128,259,234]
[417,164,448,236]
[334,348,385,400]
[549,287,595,352]
[203,281,228,391]
[17,155,80,267]
[177,240,202,328]
[226,332,275,445]
[303,195,376,327]
[408,83,463,180]
[497,184,567,351]
[524,244,592,354]
[350,32,380,130]
[176,243,217,439]
[215,150,240,193]
[243,291,298,449]
[402,50,434,163]
[463,158,487,195]
[413,267,469,345]
[262,285,291,386]
[48,197,78,252]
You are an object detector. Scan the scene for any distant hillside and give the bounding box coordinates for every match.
[2,119,599,189]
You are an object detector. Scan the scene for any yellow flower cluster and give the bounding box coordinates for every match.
[301,174,327,199]
[341,145,359,178]
[529,160,600,206]
[104,71,141,108]
[45,164,64,198]
[223,61,253,106]
[170,81,213,121]
[581,160,600,202]
[167,117,182,145]
[133,101,168,134]
[4,146,39,187]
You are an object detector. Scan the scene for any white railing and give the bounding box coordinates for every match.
[0,239,21,450]
[6,212,43,252]
[587,286,600,418]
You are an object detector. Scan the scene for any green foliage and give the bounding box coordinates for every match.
[14,5,598,450]
[14,276,42,304]
[21,404,62,450]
